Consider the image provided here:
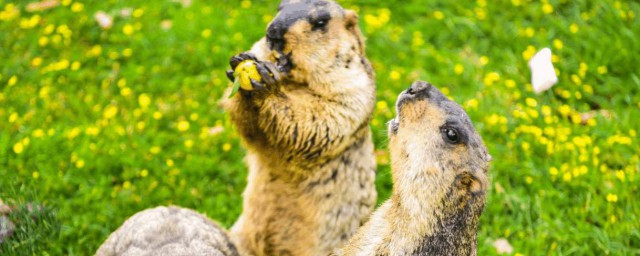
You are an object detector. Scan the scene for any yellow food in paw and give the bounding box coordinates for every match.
[234,60,261,90]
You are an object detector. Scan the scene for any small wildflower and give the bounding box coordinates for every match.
[76,159,85,168]
[32,171,40,179]
[139,94,151,109]
[123,24,134,35]
[569,23,579,33]
[241,0,252,8]
[454,64,464,75]
[542,3,553,14]
[8,75,17,86]
[13,142,24,154]
[433,11,444,20]
[103,105,118,119]
[177,120,190,132]
[606,193,618,203]
[549,167,558,176]
[553,39,563,50]
[166,159,174,167]
[222,143,232,152]
[201,29,212,38]
[140,169,149,177]
[71,2,84,12]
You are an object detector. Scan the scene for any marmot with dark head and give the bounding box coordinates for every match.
[333,81,491,256]
[98,1,377,256]
[225,0,377,255]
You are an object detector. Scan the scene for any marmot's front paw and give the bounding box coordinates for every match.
[226,52,280,91]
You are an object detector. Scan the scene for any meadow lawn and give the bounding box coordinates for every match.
[1,0,639,255]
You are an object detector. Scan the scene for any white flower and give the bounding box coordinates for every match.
[94,11,113,29]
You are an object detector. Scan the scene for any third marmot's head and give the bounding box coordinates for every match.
[267,0,364,74]
[388,81,491,206]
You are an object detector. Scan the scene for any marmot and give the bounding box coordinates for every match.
[333,81,491,256]
[225,0,377,255]
[97,206,239,256]
[98,1,377,256]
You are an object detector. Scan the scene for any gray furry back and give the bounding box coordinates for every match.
[96,206,239,256]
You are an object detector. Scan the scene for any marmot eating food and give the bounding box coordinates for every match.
[97,1,377,256]
[225,0,377,255]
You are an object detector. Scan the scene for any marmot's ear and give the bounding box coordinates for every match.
[345,9,358,28]
[278,0,293,11]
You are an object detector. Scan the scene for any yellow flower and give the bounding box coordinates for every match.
[166,159,174,167]
[479,56,489,66]
[32,171,40,179]
[606,193,618,203]
[525,176,533,184]
[9,113,18,123]
[120,87,132,96]
[152,111,163,120]
[71,61,81,70]
[33,129,45,138]
[597,66,608,74]
[8,75,17,86]
[433,11,444,20]
[177,120,190,132]
[13,141,24,154]
[103,105,118,119]
[71,2,84,12]
[184,139,194,148]
[76,159,85,168]
[201,29,212,38]
[222,143,232,152]
[542,3,553,14]
[553,39,563,50]
[123,24,134,35]
[241,0,252,8]
[549,167,558,176]
[138,94,151,109]
[525,97,537,107]
[562,173,572,182]
[454,64,464,75]
[569,23,579,33]
[150,146,161,154]
[522,45,536,60]
[133,8,145,18]
[389,70,401,80]
[122,48,133,57]
[140,169,149,177]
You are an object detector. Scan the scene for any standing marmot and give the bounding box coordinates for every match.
[225,0,377,255]
[334,81,491,256]
[97,1,377,256]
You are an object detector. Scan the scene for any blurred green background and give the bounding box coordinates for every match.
[1,0,639,255]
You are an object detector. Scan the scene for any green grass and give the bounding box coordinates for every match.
[1,0,638,255]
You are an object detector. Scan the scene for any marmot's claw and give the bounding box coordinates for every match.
[250,79,266,90]
[226,70,235,82]
[255,62,279,86]
[230,52,258,70]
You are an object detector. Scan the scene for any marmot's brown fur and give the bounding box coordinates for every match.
[225,0,377,255]
[96,1,376,255]
[334,81,491,256]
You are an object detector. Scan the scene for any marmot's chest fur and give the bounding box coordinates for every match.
[224,1,377,255]
[334,81,491,256]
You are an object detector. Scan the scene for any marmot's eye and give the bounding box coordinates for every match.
[312,18,329,30]
[441,127,460,144]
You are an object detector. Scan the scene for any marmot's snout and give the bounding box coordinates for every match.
[396,80,448,107]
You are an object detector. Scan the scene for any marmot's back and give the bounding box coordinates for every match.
[96,206,238,256]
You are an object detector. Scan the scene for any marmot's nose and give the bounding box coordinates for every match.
[407,81,432,95]
[267,23,286,51]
